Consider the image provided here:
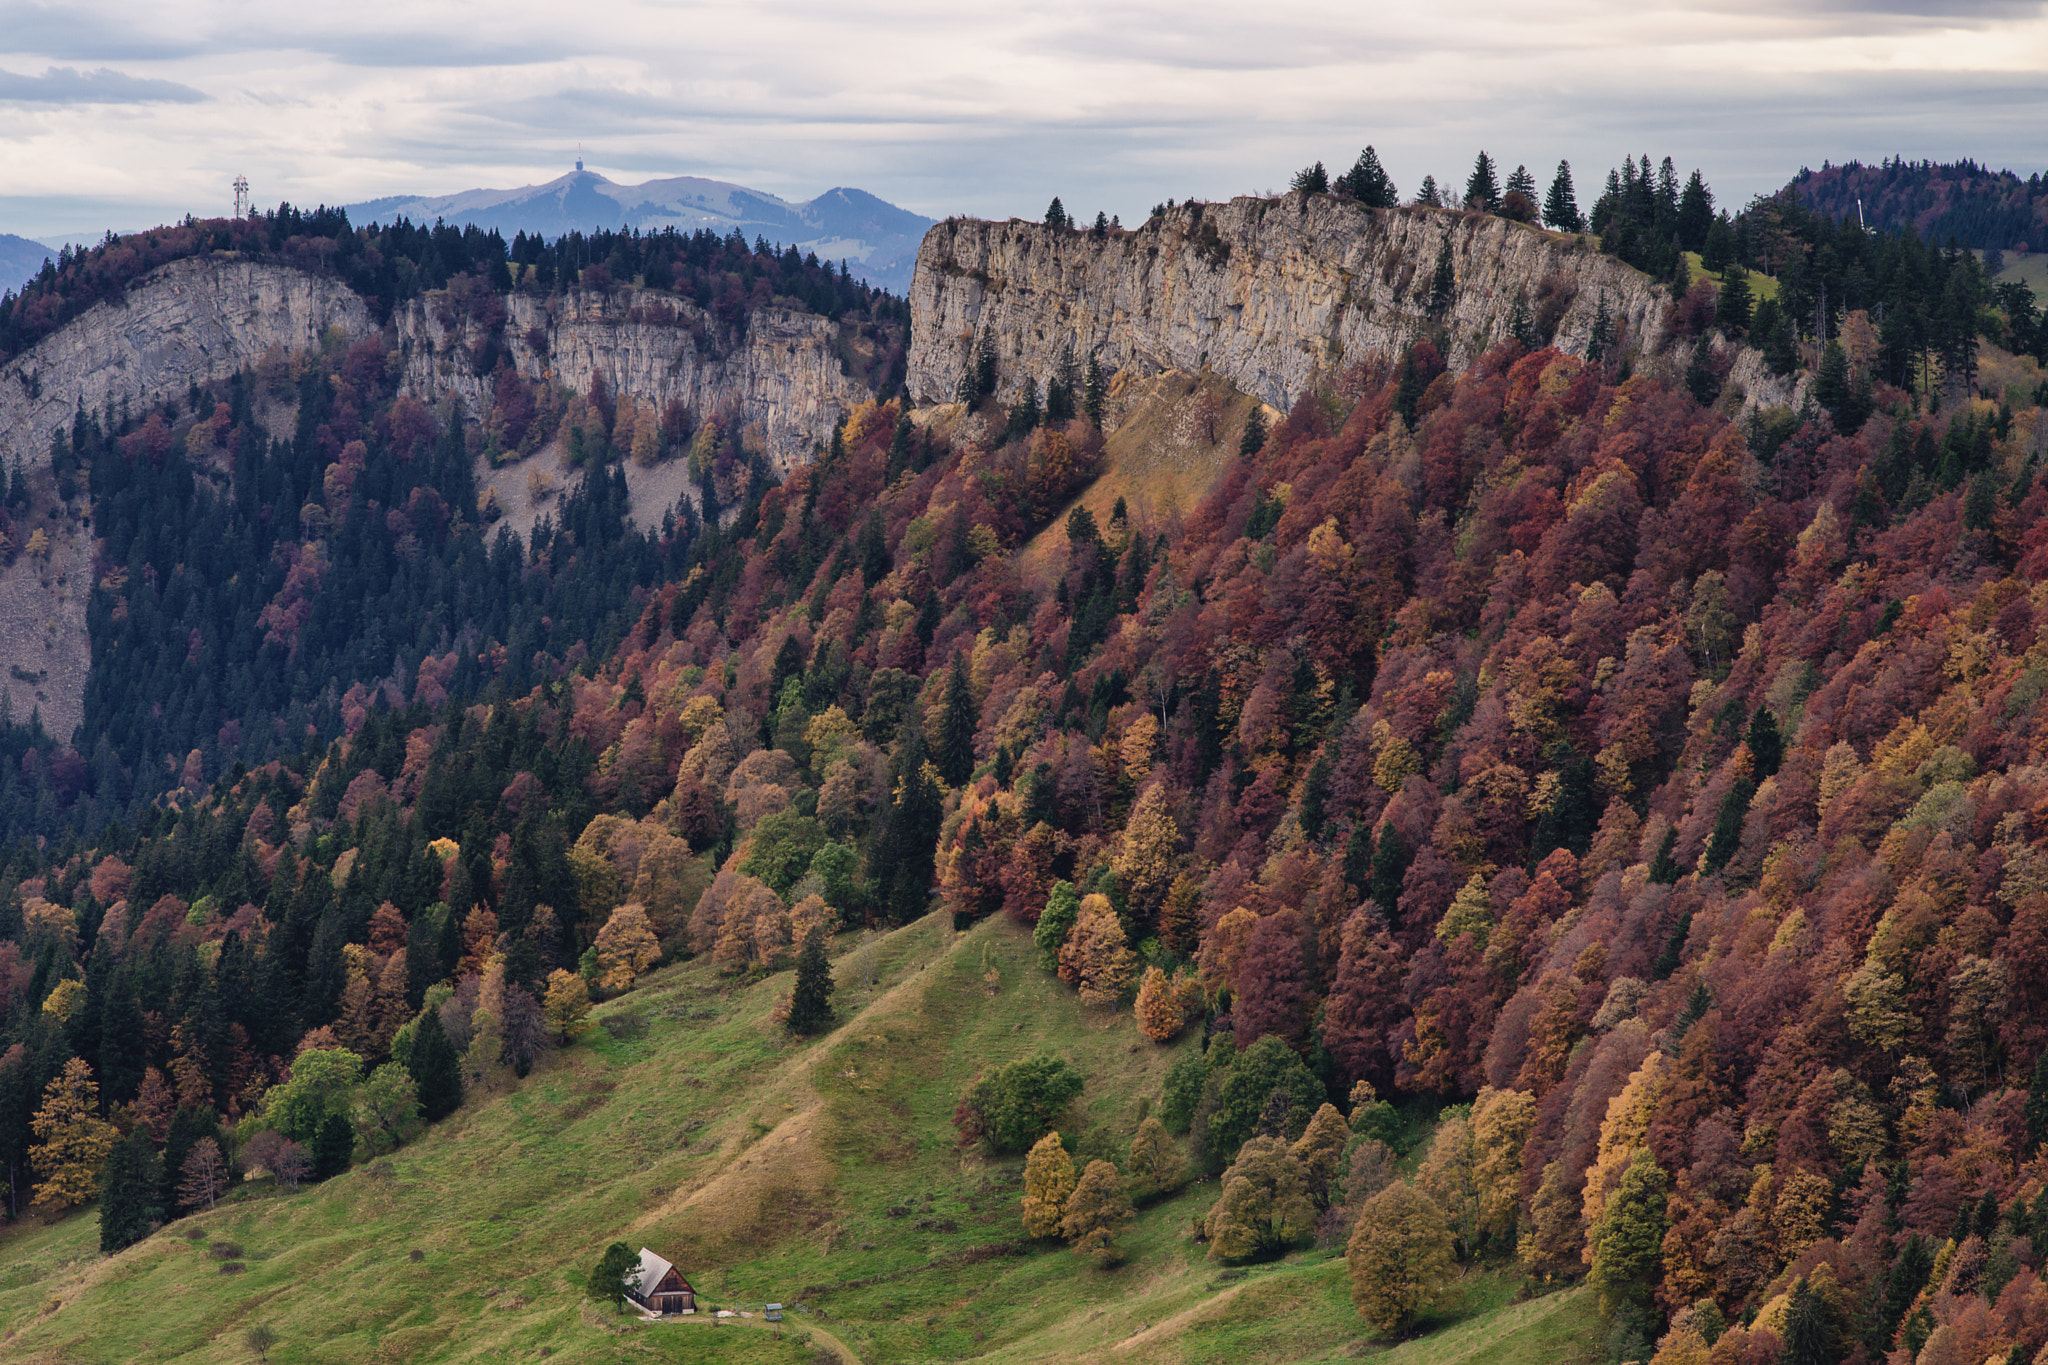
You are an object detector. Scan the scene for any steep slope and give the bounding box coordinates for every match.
[910,196,1791,413]
[0,233,57,294]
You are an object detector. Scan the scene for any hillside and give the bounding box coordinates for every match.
[3,161,2048,1365]
[1787,158,2048,252]
[0,233,56,295]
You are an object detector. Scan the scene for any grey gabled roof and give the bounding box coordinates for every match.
[625,1247,676,1298]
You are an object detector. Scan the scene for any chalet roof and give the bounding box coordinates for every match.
[625,1247,688,1297]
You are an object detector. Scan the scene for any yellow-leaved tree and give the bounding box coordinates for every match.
[1113,783,1179,923]
[1021,1131,1076,1239]
[30,1057,117,1212]
[543,969,593,1041]
[594,902,661,994]
[1059,893,1138,1007]
[1058,1159,1135,1265]
[1203,1134,1315,1260]
[1347,1181,1456,1335]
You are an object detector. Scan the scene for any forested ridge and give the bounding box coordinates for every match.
[4,269,2048,1362]
[1787,159,2048,255]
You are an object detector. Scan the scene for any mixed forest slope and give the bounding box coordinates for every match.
[3,162,2048,1365]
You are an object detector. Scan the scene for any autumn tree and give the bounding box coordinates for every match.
[1022,1131,1077,1238]
[594,902,660,993]
[1204,1134,1316,1259]
[99,1128,163,1253]
[1114,784,1179,929]
[1126,1115,1190,1201]
[30,1057,117,1212]
[1135,966,1203,1042]
[543,969,593,1042]
[1347,1183,1456,1335]
[178,1137,230,1212]
[1059,1159,1135,1264]
[1291,1103,1351,1208]
[1059,893,1138,1007]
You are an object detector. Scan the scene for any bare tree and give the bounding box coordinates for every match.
[273,1140,312,1193]
[178,1137,230,1212]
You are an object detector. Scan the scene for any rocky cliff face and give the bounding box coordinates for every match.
[392,289,876,470]
[909,196,1786,412]
[0,257,882,739]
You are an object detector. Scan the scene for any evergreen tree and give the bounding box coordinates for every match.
[1428,238,1456,316]
[410,1008,463,1121]
[1290,162,1329,195]
[937,652,979,786]
[1464,152,1499,210]
[1745,707,1783,778]
[1238,406,1267,457]
[1685,334,1721,407]
[312,1111,354,1182]
[1416,175,1441,208]
[785,927,835,1035]
[1676,169,1714,251]
[1336,147,1397,208]
[1044,197,1070,230]
[1543,161,1584,232]
[1082,355,1106,427]
[588,1241,636,1306]
[1717,264,1752,336]
[98,1128,163,1254]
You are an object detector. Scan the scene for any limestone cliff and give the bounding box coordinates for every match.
[908,195,1790,412]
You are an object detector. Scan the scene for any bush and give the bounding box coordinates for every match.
[956,1055,1085,1153]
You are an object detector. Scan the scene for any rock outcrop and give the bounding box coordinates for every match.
[909,196,1784,412]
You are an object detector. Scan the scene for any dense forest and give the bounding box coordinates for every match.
[4,234,2048,1364]
[1788,159,2048,255]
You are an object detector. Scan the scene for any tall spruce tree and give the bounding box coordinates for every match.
[1543,161,1584,232]
[785,928,835,1035]
[1337,147,1397,208]
[937,652,979,787]
[98,1128,163,1253]
[410,1008,463,1122]
[1464,152,1499,210]
[1428,238,1457,316]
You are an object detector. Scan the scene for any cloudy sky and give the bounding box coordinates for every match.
[0,0,2043,244]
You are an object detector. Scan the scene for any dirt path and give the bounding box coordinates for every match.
[652,1313,864,1364]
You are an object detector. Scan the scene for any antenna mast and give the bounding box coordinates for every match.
[233,174,250,218]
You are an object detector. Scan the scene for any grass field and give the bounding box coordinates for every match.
[0,912,1602,1364]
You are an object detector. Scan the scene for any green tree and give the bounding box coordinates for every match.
[1238,406,1267,457]
[1717,265,1752,336]
[1205,1134,1315,1259]
[937,652,979,786]
[1336,147,1398,208]
[1044,197,1070,230]
[312,1112,355,1182]
[1126,1115,1190,1201]
[786,927,835,1035]
[1290,162,1329,195]
[1543,161,1584,232]
[1347,1182,1456,1334]
[1464,152,1499,210]
[1587,1149,1667,1319]
[960,1055,1086,1153]
[1034,881,1080,972]
[1082,354,1106,426]
[410,1009,463,1122]
[1200,1035,1321,1167]
[98,1127,163,1254]
[588,1241,637,1306]
[1428,238,1456,316]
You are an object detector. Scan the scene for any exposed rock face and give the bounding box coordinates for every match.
[0,257,881,739]
[392,289,875,470]
[909,195,1786,411]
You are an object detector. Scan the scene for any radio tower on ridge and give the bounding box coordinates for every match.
[233,174,250,218]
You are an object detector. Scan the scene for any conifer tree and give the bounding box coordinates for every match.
[1428,239,1456,317]
[785,927,835,1035]
[1290,162,1330,195]
[410,1008,464,1121]
[1717,264,1752,336]
[1464,152,1499,211]
[29,1057,116,1212]
[1544,161,1584,232]
[1336,147,1397,208]
[937,652,979,787]
[1415,175,1441,208]
[98,1127,163,1253]
[1044,197,1070,230]
[312,1112,355,1182]
[1082,354,1106,427]
[1034,880,1080,972]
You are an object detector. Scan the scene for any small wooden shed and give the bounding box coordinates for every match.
[624,1247,696,1315]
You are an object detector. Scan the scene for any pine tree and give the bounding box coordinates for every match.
[1717,264,1752,336]
[1044,197,1070,230]
[1428,239,1456,317]
[312,1111,355,1182]
[785,927,835,1035]
[98,1128,163,1253]
[937,652,979,786]
[410,1008,464,1121]
[1543,161,1584,232]
[1464,152,1499,211]
[1290,162,1329,195]
[1082,354,1106,427]
[1676,169,1714,252]
[1336,147,1397,208]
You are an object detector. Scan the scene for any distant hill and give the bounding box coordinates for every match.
[346,169,933,292]
[0,232,56,294]
[1786,157,2048,251]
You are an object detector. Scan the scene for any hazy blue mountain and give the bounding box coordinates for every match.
[346,169,932,292]
[0,232,57,293]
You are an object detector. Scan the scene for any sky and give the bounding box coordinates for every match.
[0,0,2044,246]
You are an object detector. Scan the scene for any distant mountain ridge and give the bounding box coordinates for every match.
[346,169,932,292]
[0,232,57,294]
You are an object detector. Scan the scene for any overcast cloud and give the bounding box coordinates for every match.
[0,0,2042,245]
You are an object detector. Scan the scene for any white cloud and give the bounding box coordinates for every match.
[0,0,2040,242]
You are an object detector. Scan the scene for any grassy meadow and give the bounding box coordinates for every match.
[0,911,1596,1364]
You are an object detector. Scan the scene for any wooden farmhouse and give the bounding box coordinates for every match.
[624,1247,696,1315]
